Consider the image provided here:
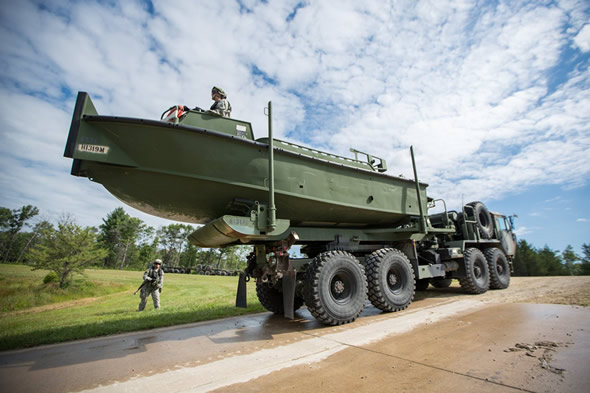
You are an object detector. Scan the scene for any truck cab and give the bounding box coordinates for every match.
[491,212,517,258]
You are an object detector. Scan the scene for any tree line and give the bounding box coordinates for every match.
[513,240,590,276]
[1,205,589,288]
[1,205,248,288]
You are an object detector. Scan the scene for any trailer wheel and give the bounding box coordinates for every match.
[366,248,415,312]
[256,281,304,315]
[415,279,430,291]
[485,248,510,289]
[304,251,367,325]
[431,278,452,288]
[459,248,489,294]
[467,201,494,239]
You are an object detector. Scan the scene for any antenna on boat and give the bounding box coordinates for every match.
[266,101,277,231]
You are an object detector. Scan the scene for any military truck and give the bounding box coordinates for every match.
[64,92,517,325]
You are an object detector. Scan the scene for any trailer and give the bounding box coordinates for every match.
[64,92,517,325]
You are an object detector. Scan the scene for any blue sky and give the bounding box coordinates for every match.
[0,0,589,256]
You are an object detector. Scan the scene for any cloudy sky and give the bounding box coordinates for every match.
[1,0,589,256]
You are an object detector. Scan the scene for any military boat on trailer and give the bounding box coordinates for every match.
[64,91,516,326]
[65,92,428,240]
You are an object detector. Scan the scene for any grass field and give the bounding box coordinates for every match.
[0,264,265,351]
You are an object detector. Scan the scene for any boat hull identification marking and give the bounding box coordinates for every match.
[78,144,109,154]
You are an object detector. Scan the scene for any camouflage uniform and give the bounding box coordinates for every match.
[138,263,164,311]
[209,86,232,117]
[209,98,232,117]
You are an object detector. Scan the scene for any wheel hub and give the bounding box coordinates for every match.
[474,266,482,278]
[333,280,345,295]
[388,273,398,287]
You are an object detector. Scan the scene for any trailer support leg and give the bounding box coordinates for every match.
[282,265,297,320]
[235,272,248,308]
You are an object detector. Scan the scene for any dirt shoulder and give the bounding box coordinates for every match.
[442,276,590,306]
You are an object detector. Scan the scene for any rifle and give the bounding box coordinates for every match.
[133,279,150,295]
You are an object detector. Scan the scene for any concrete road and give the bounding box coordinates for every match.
[1,294,588,392]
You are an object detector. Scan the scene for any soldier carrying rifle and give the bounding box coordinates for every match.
[136,259,164,311]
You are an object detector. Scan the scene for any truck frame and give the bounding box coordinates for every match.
[190,104,517,326]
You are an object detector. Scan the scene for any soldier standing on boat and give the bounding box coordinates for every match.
[208,86,232,117]
[137,259,164,311]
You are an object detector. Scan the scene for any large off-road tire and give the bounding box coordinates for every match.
[366,248,415,312]
[485,248,510,289]
[256,280,304,315]
[415,279,430,291]
[304,251,367,325]
[458,248,489,294]
[467,201,494,239]
[431,278,452,288]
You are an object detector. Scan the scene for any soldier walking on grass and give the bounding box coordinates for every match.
[137,259,164,311]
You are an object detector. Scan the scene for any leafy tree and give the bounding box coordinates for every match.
[2,205,39,263]
[561,245,580,275]
[179,242,200,267]
[0,207,11,230]
[99,208,145,269]
[513,239,538,276]
[29,218,108,288]
[157,224,194,266]
[514,240,575,276]
[195,246,248,271]
[219,246,249,271]
[15,220,53,264]
[580,243,590,276]
[537,246,567,276]
[198,248,218,267]
[135,226,159,269]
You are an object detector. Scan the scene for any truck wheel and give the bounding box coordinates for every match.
[485,248,510,289]
[416,279,430,291]
[459,248,489,294]
[431,278,452,288]
[256,281,304,315]
[467,201,494,239]
[366,248,415,312]
[304,251,367,325]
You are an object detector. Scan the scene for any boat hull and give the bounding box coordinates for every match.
[65,92,428,228]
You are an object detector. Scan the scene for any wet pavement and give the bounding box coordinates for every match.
[0,297,588,393]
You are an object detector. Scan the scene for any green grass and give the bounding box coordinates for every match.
[0,264,265,351]
[0,269,127,312]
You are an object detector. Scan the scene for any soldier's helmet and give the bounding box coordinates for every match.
[154,259,162,265]
[212,86,227,98]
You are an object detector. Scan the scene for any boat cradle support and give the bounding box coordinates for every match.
[188,208,291,248]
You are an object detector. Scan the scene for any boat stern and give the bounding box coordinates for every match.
[64,92,138,177]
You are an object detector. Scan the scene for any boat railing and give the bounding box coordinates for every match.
[257,137,386,172]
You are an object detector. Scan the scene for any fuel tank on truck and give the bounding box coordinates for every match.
[64,92,429,228]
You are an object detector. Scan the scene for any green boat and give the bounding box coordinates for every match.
[64,92,517,326]
[64,92,428,246]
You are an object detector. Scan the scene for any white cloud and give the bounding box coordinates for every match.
[0,0,589,231]
[513,225,532,237]
[573,24,590,52]
[577,218,588,222]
